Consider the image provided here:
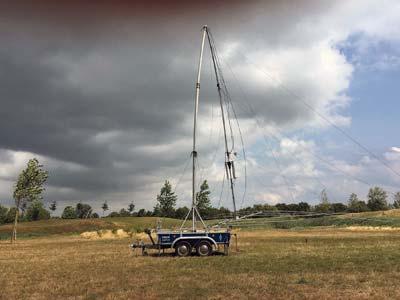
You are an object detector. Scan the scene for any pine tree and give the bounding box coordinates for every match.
[49,200,57,215]
[156,180,177,217]
[101,201,109,217]
[315,189,331,213]
[196,180,211,215]
[128,202,135,215]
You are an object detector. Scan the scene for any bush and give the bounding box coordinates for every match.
[118,208,131,217]
[0,205,8,224]
[5,207,19,223]
[62,206,77,219]
[24,200,50,221]
[137,209,146,217]
[331,203,347,213]
[175,207,190,219]
[108,211,120,217]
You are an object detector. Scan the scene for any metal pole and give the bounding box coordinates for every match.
[191,25,207,232]
[207,29,237,219]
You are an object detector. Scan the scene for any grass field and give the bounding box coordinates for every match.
[1,213,400,299]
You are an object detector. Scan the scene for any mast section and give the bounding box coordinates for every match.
[191,25,208,231]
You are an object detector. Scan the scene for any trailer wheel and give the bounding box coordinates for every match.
[175,241,192,257]
[196,241,212,256]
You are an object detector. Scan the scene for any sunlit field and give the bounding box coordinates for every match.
[1,222,400,299]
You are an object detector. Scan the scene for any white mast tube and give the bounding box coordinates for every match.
[191,25,207,231]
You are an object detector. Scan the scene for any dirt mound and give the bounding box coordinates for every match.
[80,229,131,240]
[345,226,400,231]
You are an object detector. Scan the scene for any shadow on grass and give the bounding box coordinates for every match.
[132,250,230,258]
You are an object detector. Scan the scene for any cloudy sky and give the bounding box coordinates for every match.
[0,1,399,213]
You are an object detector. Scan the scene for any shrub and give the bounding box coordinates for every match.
[0,205,8,224]
[6,207,19,223]
[62,206,77,219]
[24,200,50,221]
[108,211,120,217]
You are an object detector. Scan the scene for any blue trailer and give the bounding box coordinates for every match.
[131,228,232,257]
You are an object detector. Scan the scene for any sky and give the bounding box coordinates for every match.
[0,1,399,214]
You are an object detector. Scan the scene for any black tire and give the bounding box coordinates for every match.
[196,240,212,257]
[175,241,192,257]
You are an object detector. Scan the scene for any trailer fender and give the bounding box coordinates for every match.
[171,236,218,249]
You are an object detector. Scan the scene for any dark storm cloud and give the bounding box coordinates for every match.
[0,1,354,209]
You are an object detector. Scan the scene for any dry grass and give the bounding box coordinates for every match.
[1,228,400,299]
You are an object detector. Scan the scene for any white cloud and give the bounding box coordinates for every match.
[391,147,400,153]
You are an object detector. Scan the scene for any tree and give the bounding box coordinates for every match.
[92,213,99,218]
[6,207,19,223]
[0,205,8,224]
[367,187,388,211]
[298,202,311,212]
[393,192,400,209]
[155,180,177,217]
[119,208,131,217]
[331,203,347,213]
[101,201,109,217]
[128,202,135,215]
[137,208,146,217]
[108,211,120,217]
[11,158,48,242]
[175,206,190,219]
[315,189,331,213]
[287,203,300,211]
[25,200,50,221]
[196,180,211,215]
[61,206,77,219]
[76,203,92,219]
[275,203,289,211]
[49,200,57,215]
[348,193,359,211]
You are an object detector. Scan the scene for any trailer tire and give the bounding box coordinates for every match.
[175,241,192,257]
[196,240,212,257]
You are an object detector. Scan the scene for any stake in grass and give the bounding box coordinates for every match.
[11,158,48,242]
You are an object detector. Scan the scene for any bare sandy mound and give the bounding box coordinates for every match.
[345,226,400,231]
[80,229,131,240]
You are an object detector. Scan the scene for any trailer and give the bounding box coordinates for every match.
[131,228,233,257]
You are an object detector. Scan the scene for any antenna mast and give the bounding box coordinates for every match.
[180,25,238,231]
[191,25,208,231]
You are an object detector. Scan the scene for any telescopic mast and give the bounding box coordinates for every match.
[191,25,208,231]
[182,25,237,232]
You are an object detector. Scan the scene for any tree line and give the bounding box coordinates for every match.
[2,158,400,241]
